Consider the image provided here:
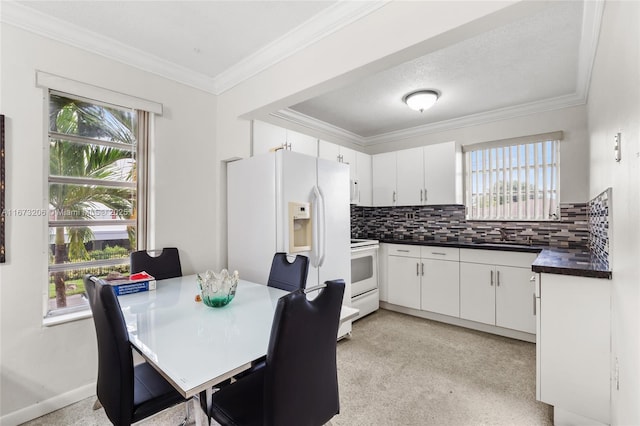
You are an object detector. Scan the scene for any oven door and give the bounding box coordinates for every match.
[350,245,378,297]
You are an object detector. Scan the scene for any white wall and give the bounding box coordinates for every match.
[0,23,217,424]
[587,1,640,425]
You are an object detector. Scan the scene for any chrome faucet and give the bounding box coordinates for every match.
[498,228,508,241]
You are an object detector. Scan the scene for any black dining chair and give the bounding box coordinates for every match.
[84,275,186,425]
[267,252,309,292]
[208,279,345,426]
[130,247,182,280]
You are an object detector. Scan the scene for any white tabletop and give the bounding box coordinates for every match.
[118,275,288,398]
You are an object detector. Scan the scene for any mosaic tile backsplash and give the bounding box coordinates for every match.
[588,188,611,269]
[351,203,593,250]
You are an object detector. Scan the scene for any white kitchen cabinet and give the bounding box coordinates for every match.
[372,152,396,206]
[537,273,610,425]
[420,247,460,317]
[252,121,317,157]
[372,141,460,207]
[319,140,372,206]
[459,249,536,334]
[385,244,459,316]
[396,147,424,206]
[356,151,372,206]
[387,250,421,309]
[423,141,460,205]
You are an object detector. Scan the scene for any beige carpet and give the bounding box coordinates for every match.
[21,308,552,425]
[332,309,552,425]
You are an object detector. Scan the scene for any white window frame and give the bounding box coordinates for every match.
[37,73,161,324]
[463,131,562,221]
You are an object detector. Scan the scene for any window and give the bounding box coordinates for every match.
[47,91,148,316]
[464,132,561,221]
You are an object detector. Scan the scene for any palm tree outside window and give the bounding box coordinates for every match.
[47,91,148,315]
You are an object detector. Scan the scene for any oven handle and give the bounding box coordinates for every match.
[350,245,379,253]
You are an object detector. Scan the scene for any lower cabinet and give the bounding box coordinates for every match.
[387,252,421,309]
[382,244,538,339]
[420,248,460,317]
[537,272,610,425]
[459,261,536,333]
[386,244,459,317]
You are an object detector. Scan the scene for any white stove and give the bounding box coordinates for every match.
[350,239,379,320]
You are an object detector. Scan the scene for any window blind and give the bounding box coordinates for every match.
[464,135,560,220]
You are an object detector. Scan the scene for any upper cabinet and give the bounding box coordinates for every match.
[372,152,396,206]
[252,121,318,157]
[372,141,461,207]
[319,140,372,206]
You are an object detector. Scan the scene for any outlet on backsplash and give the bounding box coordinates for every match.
[405,212,415,220]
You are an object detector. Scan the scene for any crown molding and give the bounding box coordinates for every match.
[0,1,217,93]
[277,92,588,147]
[212,1,390,94]
[271,109,368,146]
[1,0,389,96]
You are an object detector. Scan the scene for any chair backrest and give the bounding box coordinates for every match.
[264,279,345,426]
[267,253,309,292]
[85,275,135,426]
[130,247,182,280]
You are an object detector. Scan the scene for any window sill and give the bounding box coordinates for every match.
[43,309,92,327]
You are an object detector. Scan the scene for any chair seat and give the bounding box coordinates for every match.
[210,368,265,426]
[132,363,184,423]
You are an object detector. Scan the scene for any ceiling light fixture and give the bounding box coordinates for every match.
[403,90,440,113]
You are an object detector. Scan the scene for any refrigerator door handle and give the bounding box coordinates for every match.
[317,186,327,267]
[311,186,322,267]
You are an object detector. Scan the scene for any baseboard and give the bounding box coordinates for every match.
[380,302,536,343]
[0,382,95,426]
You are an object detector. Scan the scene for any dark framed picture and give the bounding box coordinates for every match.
[1,114,5,263]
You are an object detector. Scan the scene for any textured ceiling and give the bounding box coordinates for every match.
[289,1,585,138]
[17,1,335,78]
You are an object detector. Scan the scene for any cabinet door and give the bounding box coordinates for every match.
[495,266,536,333]
[356,151,372,206]
[421,259,459,317]
[387,255,421,309]
[396,147,423,206]
[372,152,396,206]
[287,129,317,157]
[252,120,286,156]
[340,146,357,181]
[423,141,456,204]
[459,262,495,325]
[539,274,610,424]
[318,140,340,162]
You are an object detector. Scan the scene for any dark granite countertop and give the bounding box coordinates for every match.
[376,239,612,279]
[378,238,541,253]
[531,248,611,279]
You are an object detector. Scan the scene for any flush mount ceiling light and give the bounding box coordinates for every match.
[402,90,440,113]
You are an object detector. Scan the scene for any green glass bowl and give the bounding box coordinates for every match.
[197,272,238,308]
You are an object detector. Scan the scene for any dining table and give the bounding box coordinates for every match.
[117,274,359,424]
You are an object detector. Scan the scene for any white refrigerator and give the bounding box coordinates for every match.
[227,150,352,337]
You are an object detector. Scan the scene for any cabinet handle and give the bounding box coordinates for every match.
[396,249,410,253]
[420,189,423,202]
[393,191,396,202]
[490,270,494,286]
[424,188,427,202]
[431,252,446,256]
[533,293,536,315]
[421,262,424,276]
[416,263,420,276]
[496,270,500,286]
